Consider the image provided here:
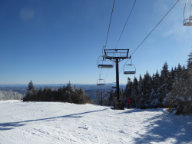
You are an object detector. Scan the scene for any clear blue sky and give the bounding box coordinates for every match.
[0,0,191,85]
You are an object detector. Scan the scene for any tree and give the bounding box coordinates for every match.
[23,81,91,104]
[23,81,36,101]
[131,77,139,107]
[27,81,35,92]
[170,53,192,114]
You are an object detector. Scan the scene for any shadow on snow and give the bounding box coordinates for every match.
[121,108,165,114]
[128,109,192,144]
[0,108,108,131]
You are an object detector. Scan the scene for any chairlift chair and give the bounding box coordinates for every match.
[98,64,114,68]
[97,56,114,68]
[97,78,105,86]
[111,81,116,89]
[183,0,192,26]
[123,63,136,75]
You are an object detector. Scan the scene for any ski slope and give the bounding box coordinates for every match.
[0,101,191,144]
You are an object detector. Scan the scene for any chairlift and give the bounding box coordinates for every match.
[97,78,105,86]
[123,61,136,75]
[183,0,192,26]
[97,56,114,68]
[112,81,116,89]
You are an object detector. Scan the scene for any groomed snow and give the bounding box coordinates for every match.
[0,100,192,144]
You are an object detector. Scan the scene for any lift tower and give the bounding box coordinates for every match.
[103,49,129,109]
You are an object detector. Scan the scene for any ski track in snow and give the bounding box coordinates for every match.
[0,100,192,144]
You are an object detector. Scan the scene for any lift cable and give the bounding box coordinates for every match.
[99,0,116,83]
[104,0,116,50]
[115,0,137,49]
[130,0,180,56]
[120,0,180,75]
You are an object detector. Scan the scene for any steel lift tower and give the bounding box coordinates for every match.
[101,49,129,109]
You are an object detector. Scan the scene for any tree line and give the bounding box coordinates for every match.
[106,53,192,114]
[23,82,91,104]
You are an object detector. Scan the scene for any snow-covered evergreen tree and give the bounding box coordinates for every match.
[0,90,23,100]
[119,53,192,114]
[172,53,192,114]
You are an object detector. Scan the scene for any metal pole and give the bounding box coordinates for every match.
[115,58,120,101]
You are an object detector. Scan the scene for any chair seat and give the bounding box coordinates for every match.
[183,19,192,26]
[97,83,105,86]
[98,64,113,68]
[124,71,136,74]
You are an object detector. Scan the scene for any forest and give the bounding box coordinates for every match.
[99,53,192,114]
[23,82,91,104]
[23,53,192,115]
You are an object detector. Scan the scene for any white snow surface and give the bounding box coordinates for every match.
[0,101,192,144]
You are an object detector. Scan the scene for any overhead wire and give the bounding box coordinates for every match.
[120,0,180,77]
[130,0,181,56]
[98,0,180,87]
[99,0,136,86]
[115,0,137,49]
[104,0,135,87]
[100,0,135,83]
[104,0,116,50]
[98,0,116,85]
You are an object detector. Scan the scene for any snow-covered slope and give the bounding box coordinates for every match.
[0,101,191,144]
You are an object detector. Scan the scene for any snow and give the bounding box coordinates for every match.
[0,101,192,144]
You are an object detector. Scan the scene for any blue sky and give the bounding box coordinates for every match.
[0,0,191,85]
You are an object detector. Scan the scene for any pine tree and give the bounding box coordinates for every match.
[131,77,139,107]
[137,72,150,108]
[170,53,192,114]
[23,81,36,101]
[150,72,161,108]
[27,81,35,92]
[158,62,169,106]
